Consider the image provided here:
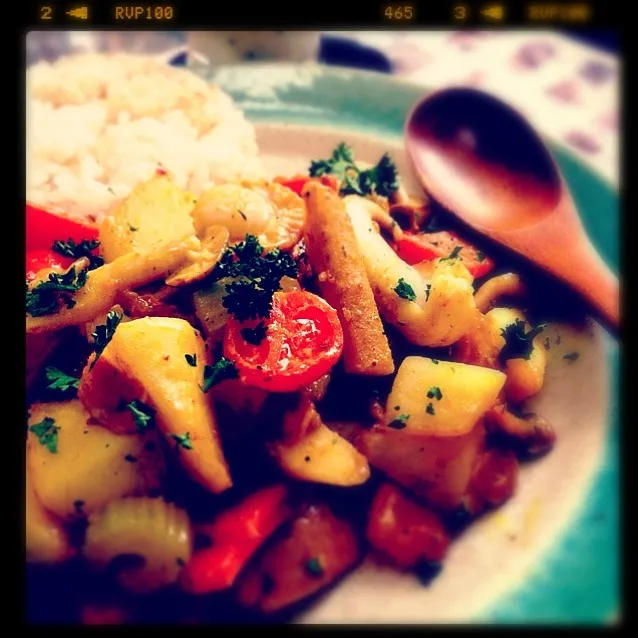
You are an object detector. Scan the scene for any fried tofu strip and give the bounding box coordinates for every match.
[302,182,394,376]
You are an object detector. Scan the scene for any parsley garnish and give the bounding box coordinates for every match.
[441,246,463,261]
[45,366,80,393]
[241,321,268,345]
[304,557,324,578]
[128,223,138,232]
[170,432,193,451]
[29,417,60,453]
[52,238,104,270]
[394,278,417,301]
[309,143,399,198]
[185,354,197,367]
[427,386,443,401]
[425,283,431,301]
[431,359,440,365]
[90,310,123,369]
[201,357,239,393]
[212,235,298,321]
[126,400,156,433]
[563,352,580,362]
[26,266,88,317]
[499,320,546,365]
[426,403,436,415]
[388,414,410,429]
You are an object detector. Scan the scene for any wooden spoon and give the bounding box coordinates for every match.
[405,87,619,335]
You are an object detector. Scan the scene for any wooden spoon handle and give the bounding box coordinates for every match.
[556,242,620,335]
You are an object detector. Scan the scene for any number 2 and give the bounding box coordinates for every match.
[40,6,52,20]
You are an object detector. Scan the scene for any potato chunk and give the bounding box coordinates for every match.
[27,401,163,521]
[99,173,196,262]
[357,421,485,510]
[271,422,370,487]
[79,317,232,494]
[26,468,72,564]
[236,504,360,613]
[384,356,506,437]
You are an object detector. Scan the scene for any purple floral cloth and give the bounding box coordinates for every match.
[336,31,619,186]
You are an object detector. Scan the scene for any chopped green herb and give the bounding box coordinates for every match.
[476,251,486,262]
[304,557,324,578]
[425,283,431,301]
[126,400,156,434]
[426,403,436,415]
[331,437,338,445]
[45,366,80,393]
[441,246,463,261]
[107,186,115,195]
[185,353,197,367]
[212,234,298,321]
[26,266,88,317]
[388,414,410,429]
[427,386,443,401]
[237,210,247,221]
[240,321,268,345]
[170,432,193,451]
[128,223,138,232]
[90,310,123,370]
[431,359,440,365]
[29,417,60,454]
[563,352,580,362]
[499,320,546,365]
[52,238,104,270]
[394,277,417,301]
[124,454,137,463]
[309,142,399,198]
[201,357,239,393]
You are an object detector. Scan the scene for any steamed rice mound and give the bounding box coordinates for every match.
[27,53,266,222]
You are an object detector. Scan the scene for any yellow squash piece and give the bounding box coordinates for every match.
[27,401,164,521]
[79,317,232,494]
[26,468,72,564]
[99,173,196,262]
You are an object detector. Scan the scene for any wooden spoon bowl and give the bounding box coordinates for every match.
[405,88,619,335]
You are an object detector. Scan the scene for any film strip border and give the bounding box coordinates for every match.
[29,2,619,28]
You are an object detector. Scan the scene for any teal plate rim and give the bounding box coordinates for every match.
[208,63,620,624]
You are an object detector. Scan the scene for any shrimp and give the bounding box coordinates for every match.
[191,181,306,251]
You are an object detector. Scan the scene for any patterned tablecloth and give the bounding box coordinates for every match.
[336,31,619,186]
[27,30,619,186]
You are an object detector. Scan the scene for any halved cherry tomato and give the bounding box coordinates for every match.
[274,174,339,197]
[26,203,99,252]
[26,249,74,281]
[394,230,494,278]
[223,290,344,393]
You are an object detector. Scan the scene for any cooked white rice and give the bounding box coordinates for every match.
[27,53,266,222]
